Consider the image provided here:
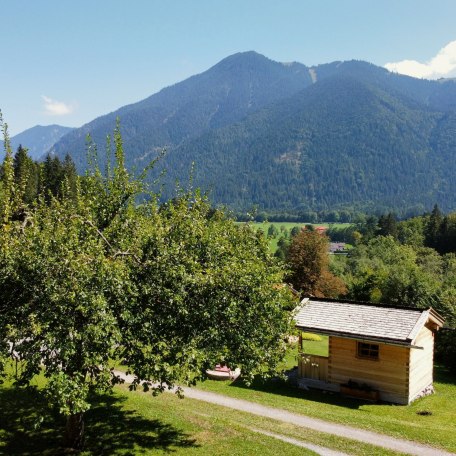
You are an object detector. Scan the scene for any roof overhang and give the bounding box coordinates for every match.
[295,325,416,348]
[295,299,445,348]
[428,308,445,329]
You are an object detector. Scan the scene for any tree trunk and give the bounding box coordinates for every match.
[64,412,85,451]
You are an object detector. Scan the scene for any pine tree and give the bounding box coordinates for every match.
[425,204,443,249]
[13,145,39,205]
[377,212,398,238]
[62,153,78,199]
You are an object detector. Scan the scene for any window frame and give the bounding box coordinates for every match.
[356,341,380,361]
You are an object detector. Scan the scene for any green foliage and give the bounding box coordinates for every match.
[267,223,279,238]
[13,145,40,205]
[425,204,443,249]
[377,213,397,238]
[335,209,456,371]
[290,226,300,237]
[341,236,442,306]
[397,216,426,247]
[274,236,290,261]
[301,332,322,342]
[0,123,291,450]
[0,113,18,223]
[40,153,78,202]
[435,213,456,254]
[125,195,291,389]
[0,135,78,220]
[326,224,359,244]
[286,230,346,298]
[435,329,456,374]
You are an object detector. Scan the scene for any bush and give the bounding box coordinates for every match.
[301,332,322,341]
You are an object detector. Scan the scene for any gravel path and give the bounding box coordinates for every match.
[250,428,349,456]
[114,370,454,456]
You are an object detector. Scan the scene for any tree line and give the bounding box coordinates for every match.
[0,145,78,207]
[274,209,456,372]
[326,205,456,255]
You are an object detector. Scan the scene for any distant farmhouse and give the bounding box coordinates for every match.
[295,298,444,404]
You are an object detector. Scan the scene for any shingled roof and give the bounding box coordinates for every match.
[294,298,444,346]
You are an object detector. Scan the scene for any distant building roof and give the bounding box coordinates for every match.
[294,298,444,346]
[329,242,346,252]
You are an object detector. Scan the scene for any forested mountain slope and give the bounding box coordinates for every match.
[49,52,456,214]
[164,75,456,213]
[50,51,313,170]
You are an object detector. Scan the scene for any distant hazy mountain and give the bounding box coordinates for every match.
[50,52,456,214]
[1,125,74,160]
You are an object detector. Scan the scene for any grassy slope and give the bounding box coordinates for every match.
[108,344,456,452]
[196,364,456,453]
[112,343,456,453]
[0,372,404,456]
[300,335,330,357]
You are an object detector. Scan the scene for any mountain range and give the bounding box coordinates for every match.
[19,52,456,214]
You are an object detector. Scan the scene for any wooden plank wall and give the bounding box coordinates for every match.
[298,355,328,381]
[328,336,410,404]
[409,326,434,401]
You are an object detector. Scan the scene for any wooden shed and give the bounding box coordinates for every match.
[294,298,444,404]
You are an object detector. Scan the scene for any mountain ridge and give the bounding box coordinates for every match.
[1,124,74,161]
[48,52,456,214]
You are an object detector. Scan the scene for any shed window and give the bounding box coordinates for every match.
[357,342,379,360]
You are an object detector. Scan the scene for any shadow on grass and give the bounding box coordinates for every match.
[223,365,456,409]
[0,387,197,455]
[225,375,365,410]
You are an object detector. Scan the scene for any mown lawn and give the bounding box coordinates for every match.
[112,342,456,452]
[0,370,403,455]
[300,334,329,357]
[197,363,456,453]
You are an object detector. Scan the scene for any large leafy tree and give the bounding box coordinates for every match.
[0,120,291,451]
[286,229,346,298]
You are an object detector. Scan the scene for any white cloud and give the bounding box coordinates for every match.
[42,95,74,116]
[385,40,456,79]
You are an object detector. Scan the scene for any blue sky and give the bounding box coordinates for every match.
[1,0,456,135]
